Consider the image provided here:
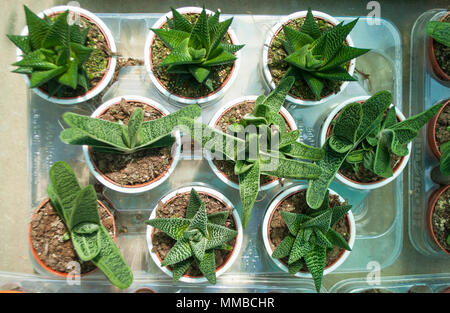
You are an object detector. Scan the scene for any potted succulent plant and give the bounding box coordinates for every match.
[146,187,243,284]
[60,96,201,193]
[179,76,323,227]
[426,185,449,255]
[29,161,133,288]
[262,185,355,292]
[8,5,117,105]
[426,12,450,81]
[144,6,243,107]
[262,8,370,106]
[307,90,444,209]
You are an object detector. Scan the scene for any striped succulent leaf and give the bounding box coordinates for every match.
[272,192,352,292]
[152,7,244,90]
[426,21,450,47]
[60,102,201,154]
[145,189,237,284]
[279,8,370,100]
[46,161,133,288]
[8,6,95,96]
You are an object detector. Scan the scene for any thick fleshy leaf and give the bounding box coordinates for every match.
[259,76,295,114]
[70,42,93,65]
[238,160,260,228]
[189,65,210,83]
[207,211,229,225]
[426,21,450,47]
[326,228,351,250]
[285,45,321,71]
[189,236,207,261]
[57,59,78,89]
[209,18,233,55]
[160,38,198,67]
[42,11,69,48]
[201,49,236,66]
[218,43,244,54]
[312,66,356,81]
[319,45,370,72]
[288,230,312,264]
[152,28,190,49]
[272,234,295,259]
[71,230,101,261]
[146,218,191,240]
[198,249,216,284]
[7,35,32,53]
[170,7,193,33]
[189,8,209,51]
[14,50,56,70]
[300,8,321,39]
[161,237,193,266]
[330,205,352,227]
[281,211,310,236]
[373,135,393,178]
[189,203,208,236]
[314,229,333,248]
[301,209,332,233]
[260,154,322,179]
[206,223,238,250]
[322,19,358,63]
[24,5,51,50]
[283,25,314,50]
[304,245,327,292]
[288,259,304,274]
[172,258,193,282]
[281,141,324,160]
[69,185,100,230]
[300,71,324,100]
[329,101,362,153]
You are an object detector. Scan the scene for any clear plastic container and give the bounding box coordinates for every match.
[408,9,450,257]
[329,274,450,293]
[27,13,404,290]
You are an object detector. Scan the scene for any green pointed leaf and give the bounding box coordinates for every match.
[160,38,198,66]
[170,7,193,33]
[209,18,233,55]
[127,108,144,149]
[218,43,244,54]
[312,66,356,81]
[42,11,69,48]
[189,236,207,261]
[288,230,312,264]
[146,218,191,240]
[207,211,229,225]
[70,42,93,65]
[304,245,326,292]
[71,230,101,261]
[172,257,193,282]
[186,188,203,219]
[281,141,325,160]
[300,71,323,100]
[326,228,351,250]
[301,210,332,233]
[73,222,100,234]
[161,237,193,266]
[426,21,450,47]
[69,185,100,230]
[320,45,370,72]
[440,141,450,176]
[373,135,393,178]
[329,101,362,153]
[24,5,51,50]
[288,259,304,274]
[189,203,208,236]
[260,154,322,180]
[281,212,310,236]
[283,25,314,50]
[301,8,321,39]
[201,49,236,66]
[314,229,333,248]
[238,160,260,228]
[189,65,210,83]
[206,223,238,250]
[322,19,358,63]
[272,234,295,259]
[198,249,217,284]
[189,8,209,51]
[330,205,352,226]
[7,35,32,53]
[152,28,190,49]
[57,59,78,89]
[260,76,295,114]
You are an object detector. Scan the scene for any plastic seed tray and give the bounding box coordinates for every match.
[329,273,450,293]
[25,13,404,291]
[408,9,450,258]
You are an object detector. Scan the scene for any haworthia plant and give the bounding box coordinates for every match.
[271,191,352,292]
[151,6,244,91]
[8,6,95,97]
[426,20,450,47]
[178,76,323,228]
[279,8,370,100]
[47,161,133,289]
[440,127,450,176]
[306,91,445,209]
[145,188,238,284]
[60,101,202,154]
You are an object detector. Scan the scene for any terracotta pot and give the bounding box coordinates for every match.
[427,12,450,82]
[133,287,157,293]
[144,7,241,107]
[83,95,181,194]
[320,96,411,190]
[262,185,356,278]
[426,185,450,255]
[146,186,243,283]
[29,198,116,278]
[16,5,117,105]
[206,96,298,191]
[262,10,355,106]
[427,99,449,160]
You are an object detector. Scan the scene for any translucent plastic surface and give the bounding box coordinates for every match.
[27,13,403,290]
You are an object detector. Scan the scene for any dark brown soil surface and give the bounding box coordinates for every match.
[268,17,348,101]
[432,188,450,253]
[212,100,292,186]
[152,192,236,277]
[432,15,450,77]
[40,15,111,98]
[269,190,350,272]
[151,13,234,98]
[30,200,114,274]
[436,103,450,152]
[328,107,402,183]
[91,99,172,186]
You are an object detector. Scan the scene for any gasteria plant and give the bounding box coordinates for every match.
[307,91,445,209]
[426,20,450,47]
[8,6,95,97]
[60,103,201,153]
[47,161,133,288]
[440,127,450,176]
[280,8,370,100]
[180,76,323,227]
[151,7,244,91]
[272,191,352,292]
[146,189,238,284]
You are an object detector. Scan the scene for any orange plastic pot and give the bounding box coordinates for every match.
[427,99,449,159]
[427,12,450,81]
[426,185,450,255]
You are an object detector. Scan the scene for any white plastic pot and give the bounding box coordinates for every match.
[16,5,117,105]
[82,95,181,194]
[206,96,298,191]
[262,185,356,277]
[146,185,243,283]
[262,10,356,106]
[144,7,241,107]
[320,95,411,190]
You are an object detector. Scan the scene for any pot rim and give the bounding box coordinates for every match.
[427,12,450,82]
[144,6,241,107]
[427,99,449,159]
[262,184,356,277]
[82,95,181,194]
[262,10,356,106]
[16,5,117,105]
[206,95,298,191]
[320,95,411,190]
[426,185,450,255]
[146,185,243,283]
[29,198,116,278]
